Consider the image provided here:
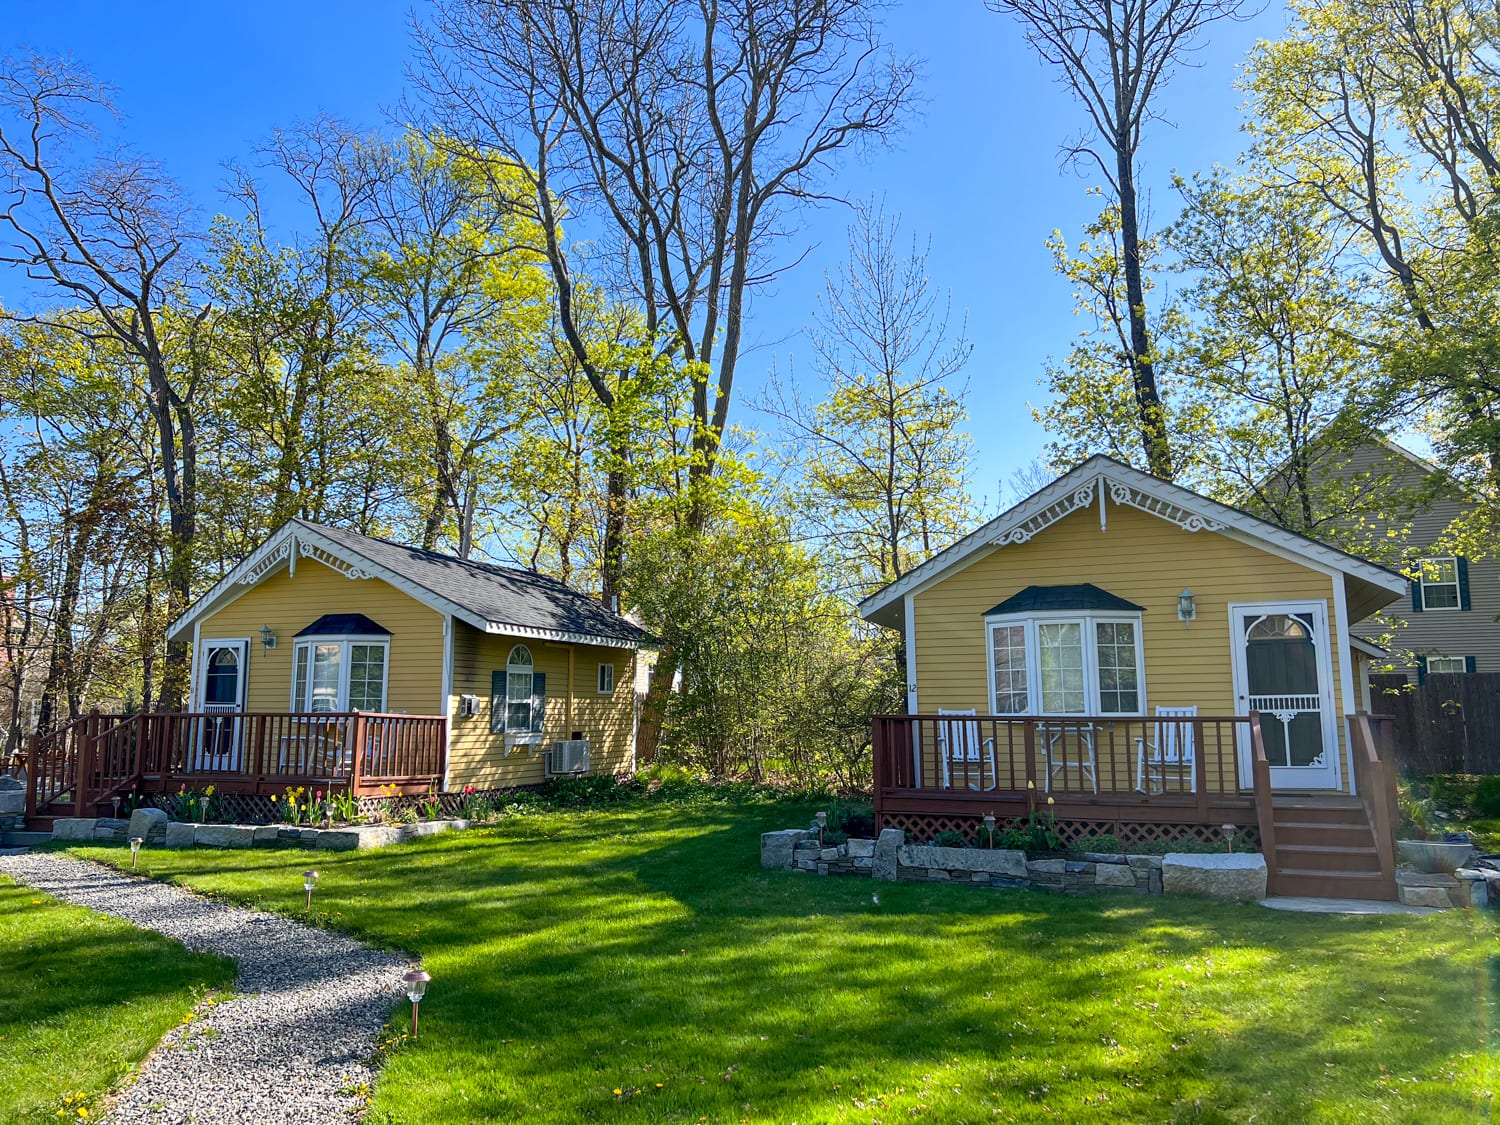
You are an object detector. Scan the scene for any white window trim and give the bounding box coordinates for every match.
[501,644,546,747]
[197,637,250,711]
[598,662,616,694]
[1417,555,1462,611]
[289,635,390,713]
[1425,655,1468,674]
[983,610,1148,717]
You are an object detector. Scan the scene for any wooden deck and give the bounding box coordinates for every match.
[24,710,448,820]
[871,713,1259,847]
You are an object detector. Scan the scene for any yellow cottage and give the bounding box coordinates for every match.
[30,519,648,812]
[859,456,1410,899]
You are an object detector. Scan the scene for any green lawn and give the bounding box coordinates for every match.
[0,877,233,1124]
[66,798,1498,1124]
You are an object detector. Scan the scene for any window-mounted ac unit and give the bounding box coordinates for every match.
[545,739,591,778]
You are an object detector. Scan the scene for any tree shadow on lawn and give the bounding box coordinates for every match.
[73,808,1498,1123]
[0,883,233,1122]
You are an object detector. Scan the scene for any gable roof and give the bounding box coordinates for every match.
[859,455,1408,630]
[984,583,1145,616]
[169,519,648,649]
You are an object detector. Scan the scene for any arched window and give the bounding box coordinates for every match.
[492,644,546,735]
[204,647,240,706]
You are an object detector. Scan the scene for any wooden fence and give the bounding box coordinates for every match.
[1370,672,1500,775]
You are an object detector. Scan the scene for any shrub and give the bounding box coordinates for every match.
[540,775,647,808]
[1072,833,1120,855]
[933,829,968,848]
[1473,776,1500,818]
[827,800,876,840]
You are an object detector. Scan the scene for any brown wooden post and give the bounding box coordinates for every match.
[24,731,39,818]
[1023,720,1037,791]
[1193,718,1209,818]
[74,711,98,816]
[349,713,366,796]
[1248,711,1278,893]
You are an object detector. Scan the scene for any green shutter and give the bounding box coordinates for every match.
[1466,655,1477,673]
[1411,574,1423,613]
[1416,660,1427,684]
[490,670,506,734]
[1457,556,1472,610]
[531,671,547,733]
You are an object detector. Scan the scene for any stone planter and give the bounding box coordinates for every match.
[1397,839,1476,874]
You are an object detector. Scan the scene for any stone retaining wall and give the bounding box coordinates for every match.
[759,827,1242,897]
[50,815,475,852]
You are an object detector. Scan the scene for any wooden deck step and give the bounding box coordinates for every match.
[1274,843,1383,873]
[1273,819,1374,842]
[1274,868,1396,900]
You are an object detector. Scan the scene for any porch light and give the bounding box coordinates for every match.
[260,624,277,653]
[1177,589,1196,627]
[129,836,143,870]
[403,968,431,1038]
[303,869,319,910]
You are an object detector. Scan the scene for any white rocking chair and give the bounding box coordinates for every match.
[1135,705,1198,794]
[937,708,997,791]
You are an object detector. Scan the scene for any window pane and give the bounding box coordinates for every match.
[508,670,532,731]
[1421,558,1460,609]
[1427,656,1466,674]
[990,624,1029,713]
[349,644,386,711]
[311,644,341,712]
[293,646,310,712]
[1095,621,1140,713]
[1039,622,1085,713]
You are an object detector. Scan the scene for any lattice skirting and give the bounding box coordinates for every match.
[142,785,537,827]
[879,810,1260,852]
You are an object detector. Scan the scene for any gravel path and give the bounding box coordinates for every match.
[1,852,413,1124]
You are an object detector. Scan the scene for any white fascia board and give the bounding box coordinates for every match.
[483,620,640,650]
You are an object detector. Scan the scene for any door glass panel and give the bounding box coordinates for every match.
[1245,613,1325,769]
[1039,622,1085,713]
[204,648,240,706]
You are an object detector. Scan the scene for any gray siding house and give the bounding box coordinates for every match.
[1291,437,1498,681]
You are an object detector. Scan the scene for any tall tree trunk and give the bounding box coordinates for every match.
[1117,150,1173,480]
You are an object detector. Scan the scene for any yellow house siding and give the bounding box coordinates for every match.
[195,559,445,716]
[446,620,637,788]
[911,501,1352,789]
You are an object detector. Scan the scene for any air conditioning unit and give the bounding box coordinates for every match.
[545,739,591,778]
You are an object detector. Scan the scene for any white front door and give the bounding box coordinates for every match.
[1231,603,1341,789]
[196,638,249,771]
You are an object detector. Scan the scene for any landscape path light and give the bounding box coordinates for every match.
[303,869,319,911]
[815,810,828,844]
[403,968,431,1038]
[129,836,143,870]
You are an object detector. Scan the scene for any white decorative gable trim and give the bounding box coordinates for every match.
[858,455,1406,626]
[237,540,291,586]
[1106,480,1225,534]
[298,538,375,580]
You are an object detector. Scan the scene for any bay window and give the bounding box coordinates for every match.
[986,614,1144,715]
[291,637,388,713]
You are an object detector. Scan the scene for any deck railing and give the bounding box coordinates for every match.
[26,710,448,817]
[872,713,1251,802]
[1349,713,1400,890]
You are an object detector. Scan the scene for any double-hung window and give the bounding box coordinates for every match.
[986,614,1144,716]
[1416,557,1462,610]
[291,637,388,713]
[1424,656,1469,675]
[491,645,547,737]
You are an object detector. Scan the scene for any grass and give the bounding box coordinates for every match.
[0,878,233,1124]
[61,797,1498,1124]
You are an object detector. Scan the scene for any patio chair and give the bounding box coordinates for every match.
[1135,705,1197,794]
[1042,721,1098,794]
[936,708,998,791]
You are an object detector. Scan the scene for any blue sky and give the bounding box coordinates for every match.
[8,1,1290,509]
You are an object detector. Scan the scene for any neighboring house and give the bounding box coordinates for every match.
[858,456,1409,898]
[1286,436,1498,682]
[27,519,648,819]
